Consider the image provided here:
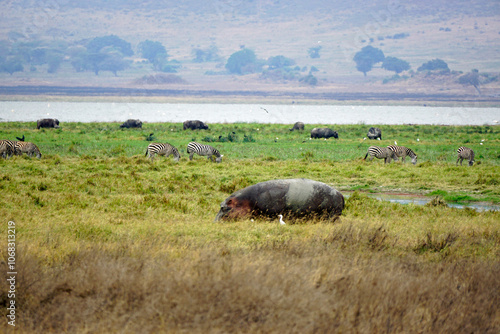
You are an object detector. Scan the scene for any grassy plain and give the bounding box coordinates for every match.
[0,121,499,333]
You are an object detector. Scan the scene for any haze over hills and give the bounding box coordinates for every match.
[0,0,499,101]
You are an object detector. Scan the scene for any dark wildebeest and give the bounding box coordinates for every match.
[310,127,338,139]
[214,178,345,222]
[289,122,305,131]
[367,127,382,140]
[120,119,143,128]
[183,120,209,130]
[37,118,60,129]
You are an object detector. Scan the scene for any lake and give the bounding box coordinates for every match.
[0,101,498,125]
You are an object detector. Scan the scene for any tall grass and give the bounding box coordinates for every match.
[0,122,499,332]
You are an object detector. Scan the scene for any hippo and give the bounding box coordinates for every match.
[183,120,209,130]
[310,127,338,139]
[289,122,305,131]
[120,119,143,128]
[214,178,345,222]
[367,127,382,140]
[37,118,60,129]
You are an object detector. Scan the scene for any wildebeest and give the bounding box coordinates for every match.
[37,118,59,129]
[310,127,338,139]
[120,119,143,128]
[289,122,305,131]
[183,120,209,130]
[214,178,345,222]
[367,127,382,140]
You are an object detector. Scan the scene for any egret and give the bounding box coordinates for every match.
[394,141,398,145]
[278,214,286,225]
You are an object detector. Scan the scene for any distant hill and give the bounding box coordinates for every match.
[0,0,499,101]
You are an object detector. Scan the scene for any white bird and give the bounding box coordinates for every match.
[417,138,420,142]
[377,138,381,140]
[278,214,286,225]
[394,141,398,145]
[363,137,367,140]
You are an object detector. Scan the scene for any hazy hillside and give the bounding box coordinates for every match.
[0,0,499,100]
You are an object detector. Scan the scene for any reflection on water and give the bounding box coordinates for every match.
[0,101,499,125]
[345,192,499,212]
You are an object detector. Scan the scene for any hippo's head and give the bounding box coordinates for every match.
[214,195,253,221]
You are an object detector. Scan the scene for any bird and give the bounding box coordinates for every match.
[394,141,398,145]
[278,214,286,225]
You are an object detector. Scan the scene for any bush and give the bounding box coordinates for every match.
[417,59,449,72]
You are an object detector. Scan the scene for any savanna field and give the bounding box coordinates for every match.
[1,121,499,333]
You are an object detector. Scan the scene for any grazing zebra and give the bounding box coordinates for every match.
[187,142,223,163]
[14,141,42,158]
[364,146,398,164]
[387,145,418,165]
[145,142,180,161]
[0,140,16,158]
[0,139,14,159]
[456,146,474,166]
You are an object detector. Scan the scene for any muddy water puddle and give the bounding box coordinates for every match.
[344,192,499,212]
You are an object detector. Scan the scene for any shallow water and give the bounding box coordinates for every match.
[1,101,498,125]
[345,192,499,212]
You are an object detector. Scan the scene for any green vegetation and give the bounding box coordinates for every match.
[353,45,385,76]
[382,56,411,74]
[0,122,499,332]
[417,58,450,72]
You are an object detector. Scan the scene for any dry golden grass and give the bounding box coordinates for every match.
[1,244,498,333]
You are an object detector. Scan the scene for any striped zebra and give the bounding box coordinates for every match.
[387,145,418,165]
[364,146,398,164]
[14,141,42,158]
[456,146,474,166]
[0,140,16,159]
[187,142,223,163]
[145,142,180,161]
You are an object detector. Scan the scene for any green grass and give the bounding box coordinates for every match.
[0,122,499,332]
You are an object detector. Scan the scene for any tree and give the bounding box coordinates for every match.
[382,56,410,74]
[87,35,133,56]
[353,46,385,76]
[138,40,167,64]
[225,48,261,75]
[97,54,129,76]
[1,59,23,75]
[46,51,64,73]
[458,69,481,95]
[308,46,322,59]
[417,58,449,72]
[267,55,295,69]
[192,45,220,63]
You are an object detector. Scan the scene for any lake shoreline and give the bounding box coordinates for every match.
[0,84,499,107]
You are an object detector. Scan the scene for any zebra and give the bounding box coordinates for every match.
[145,142,180,162]
[456,146,474,166]
[364,146,398,164]
[387,145,418,165]
[0,140,16,159]
[14,141,42,158]
[187,142,223,163]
